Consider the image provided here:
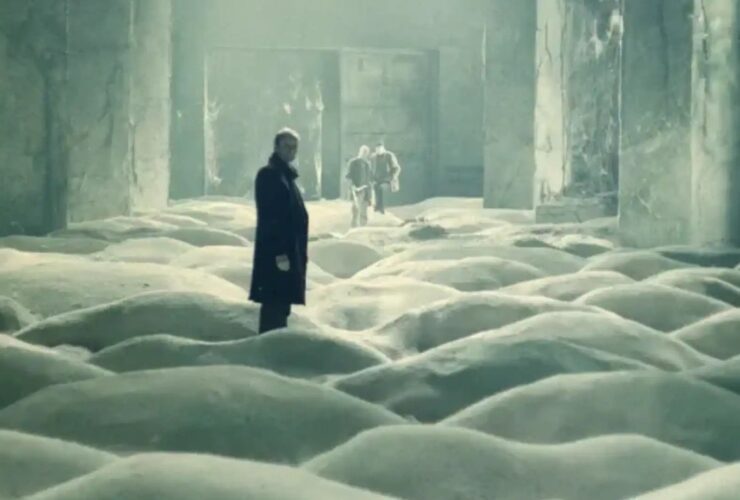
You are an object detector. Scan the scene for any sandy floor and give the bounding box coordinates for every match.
[1,196,739,499]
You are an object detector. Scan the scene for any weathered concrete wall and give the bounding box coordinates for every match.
[535,0,621,205]
[484,0,537,209]
[691,0,740,245]
[199,0,485,200]
[0,1,67,235]
[535,0,566,204]
[562,0,621,197]
[170,0,206,200]
[619,0,694,247]
[66,0,135,221]
[67,0,172,222]
[0,0,172,232]
[130,0,172,212]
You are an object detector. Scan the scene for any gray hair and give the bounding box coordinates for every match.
[273,127,301,149]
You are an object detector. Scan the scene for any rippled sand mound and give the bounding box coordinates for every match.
[305,426,720,500]
[672,309,740,360]
[689,356,740,396]
[367,293,597,356]
[368,242,585,277]
[25,453,398,500]
[0,366,405,463]
[333,336,648,422]
[649,270,740,306]
[90,328,388,378]
[15,292,276,351]
[0,430,116,498]
[91,237,195,264]
[1,197,736,500]
[362,256,546,292]
[483,311,712,370]
[0,335,109,409]
[309,239,385,278]
[576,283,731,332]
[443,371,740,461]
[633,463,740,500]
[306,277,459,331]
[0,235,109,255]
[0,296,37,332]
[0,249,245,318]
[581,250,691,280]
[499,270,633,301]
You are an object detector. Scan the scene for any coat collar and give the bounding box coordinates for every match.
[269,153,299,180]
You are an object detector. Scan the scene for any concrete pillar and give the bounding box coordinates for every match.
[66,0,135,221]
[619,0,695,247]
[534,0,566,203]
[66,0,172,222]
[535,0,621,205]
[690,0,740,245]
[0,1,68,235]
[483,0,537,209]
[169,0,207,200]
[130,0,173,213]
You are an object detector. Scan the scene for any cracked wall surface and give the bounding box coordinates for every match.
[66,0,134,221]
[619,0,694,247]
[66,0,172,222]
[536,0,621,206]
[0,0,172,234]
[484,0,537,209]
[691,0,740,245]
[535,0,566,204]
[130,0,172,213]
[0,1,67,235]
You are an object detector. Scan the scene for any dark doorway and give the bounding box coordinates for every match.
[205,48,341,200]
[339,49,438,205]
[204,47,437,204]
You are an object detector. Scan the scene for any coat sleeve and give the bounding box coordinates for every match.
[389,152,401,176]
[255,169,291,256]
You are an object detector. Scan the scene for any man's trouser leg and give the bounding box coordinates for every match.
[359,195,369,226]
[259,302,291,334]
[374,184,385,213]
[351,192,360,227]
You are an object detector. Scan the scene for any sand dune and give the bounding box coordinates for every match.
[0,197,736,499]
[367,292,598,356]
[581,250,690,280]
[25,453,398,500]
[672,309,740,360]
[443,371,740,461]
[332,336,649,422]
[15,292,273,350]
[576,283,731,331]
[633,463,740,500]
[0,334,109,409]
[0,430,116,498]
[305,426,720,500]
[90,328,388,378]
[0,366,406,463]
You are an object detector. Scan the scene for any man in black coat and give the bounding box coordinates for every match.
[249,128,309,333]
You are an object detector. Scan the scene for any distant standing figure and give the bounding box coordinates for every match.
[346,145,373,227]
[249,128,309,334]
[371,142,401,214]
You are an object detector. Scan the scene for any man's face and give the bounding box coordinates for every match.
[276,136,299,164]
[375,144,385,155]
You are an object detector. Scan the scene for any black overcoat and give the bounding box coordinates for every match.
[248,154,309,305]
